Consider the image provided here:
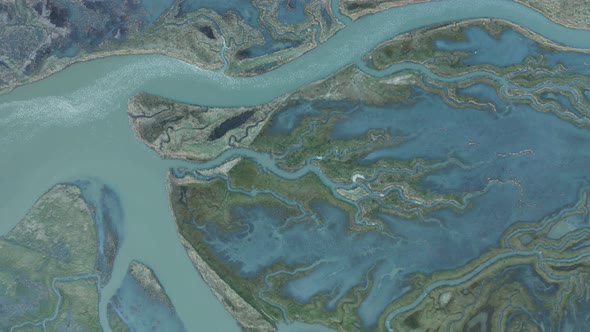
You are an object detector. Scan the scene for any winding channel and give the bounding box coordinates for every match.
[9,274,101,332]
[2,0,590,330]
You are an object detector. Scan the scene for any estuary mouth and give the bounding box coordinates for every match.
[3,1,590,331]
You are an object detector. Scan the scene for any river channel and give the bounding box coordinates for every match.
[2,0,590,330]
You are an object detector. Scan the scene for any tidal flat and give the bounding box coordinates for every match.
[0,181,189,332]
[107,260,186,331]
[0,0,345,95]
[129,18,590,331]
[12,0,588,98]
[514,0,590,29]
[337,0,590,29]
[5,0,590,331]
[0,182,118,331]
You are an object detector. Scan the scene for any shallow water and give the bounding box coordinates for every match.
[277,0,308,25]
[193,78,590,326]
[74,179,125,285]
[109,270,186,331]
[3,0,590,330]
[435,26,540,67]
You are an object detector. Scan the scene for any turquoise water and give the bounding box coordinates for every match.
[109,268,187,331]
[277,0,308,25]
[74,179,125,285]
[434,26,540,67]
[3,0,590,330]
[188,76,590,327]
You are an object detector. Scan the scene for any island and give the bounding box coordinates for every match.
[107,260,187,331]
[5,0,589,97]
[0,183,112,331]
[129,18,590,330]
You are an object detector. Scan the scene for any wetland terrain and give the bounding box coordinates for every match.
[3,0,590,331]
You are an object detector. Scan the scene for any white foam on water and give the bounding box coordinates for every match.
[0,56,217,142]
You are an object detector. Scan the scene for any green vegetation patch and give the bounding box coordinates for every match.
[0,184,99,330]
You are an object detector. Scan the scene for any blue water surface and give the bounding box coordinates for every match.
[434,26,540,67]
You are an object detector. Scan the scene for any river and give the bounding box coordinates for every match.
[2,0,590,330]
